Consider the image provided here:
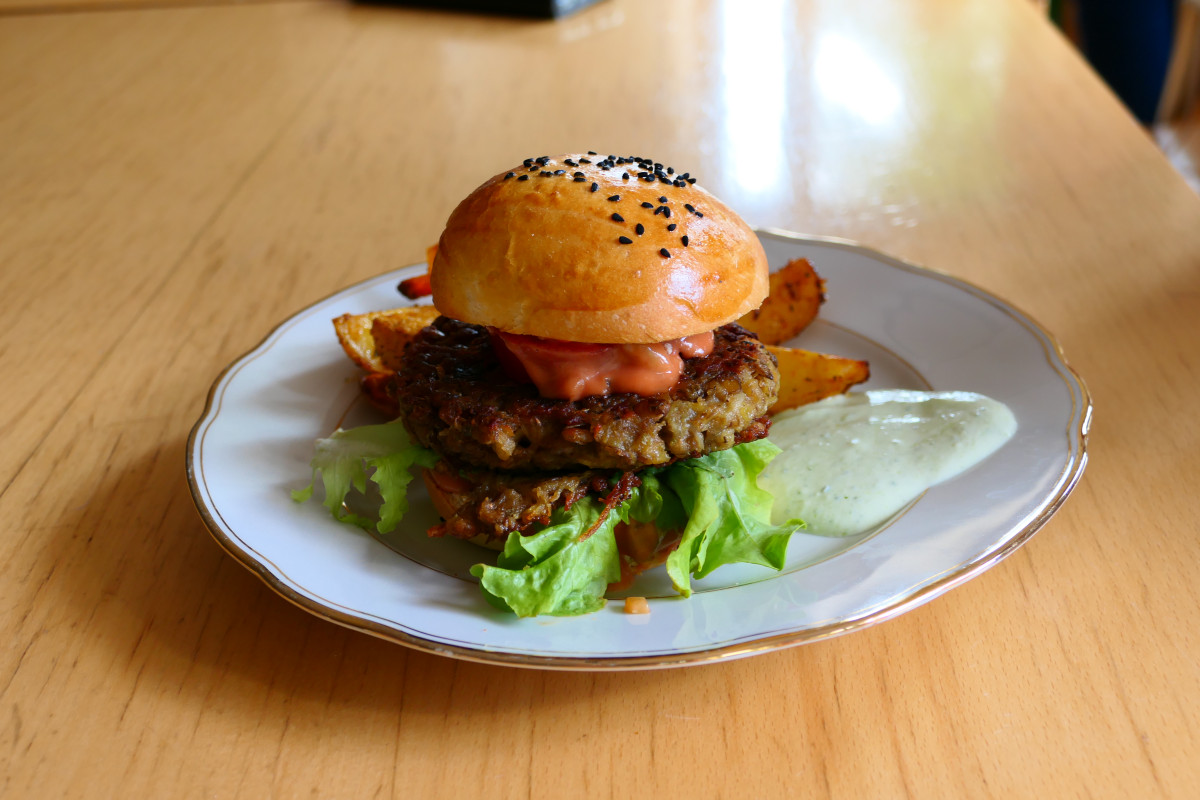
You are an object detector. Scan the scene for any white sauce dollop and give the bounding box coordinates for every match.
[759,390,1017,536]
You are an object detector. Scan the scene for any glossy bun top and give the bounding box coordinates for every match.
[431,153,769,343]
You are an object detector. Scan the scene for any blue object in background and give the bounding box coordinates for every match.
[1077,0,1176,123]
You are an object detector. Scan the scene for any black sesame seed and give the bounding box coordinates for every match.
[553,169,566,175]
[696,211,704,217]
[641,202,654,209]
[588,150,597,155]
[667,223,677,231]
[681,235,689,247]
[622,173,630,180]
[574,171,584,177]
[653,206,664,216]
[660,248,670,258]
[504,172,515,180]
[674,179,686,187]
[687,178,697,184]
[612,213,624,222]
[574,176,586,182]
[642,176,655,182]
[667,167,674,175]
[654,162,663,170]
[619,236,633,244]
[565,159,577,167]
[684,203,695,213]
[540,170,551,177]
[523,158,534,165]
[591,182,599,192]
[529,165,539,171]
[681,173,690,179]
[663,207,672,218]
[635,223,645,235]
[658,196,668,203]
[608,194,621,201]
[659,176,672,185]
[517,175,529,181]
[579,158,591,164]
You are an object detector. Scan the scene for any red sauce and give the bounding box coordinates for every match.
[491,329,715,401]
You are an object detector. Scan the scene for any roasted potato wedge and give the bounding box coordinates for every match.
[737,258,826,345]
[372,306,441,371]
[333,305,440,374]
[767,344,869,415]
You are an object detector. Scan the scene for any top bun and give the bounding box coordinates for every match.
[430,153,769,343]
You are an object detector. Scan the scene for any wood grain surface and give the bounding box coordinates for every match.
[2,0,1199,797]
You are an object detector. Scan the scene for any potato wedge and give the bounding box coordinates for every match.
[372,305,441,371]
[737,258,826,346]
[333,305,440,374]
[767,344,869,415]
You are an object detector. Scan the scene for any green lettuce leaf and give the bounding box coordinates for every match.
[470,499,622,617]
[295,417,804,616]
[291,421,438,533]
[663,439,805,597]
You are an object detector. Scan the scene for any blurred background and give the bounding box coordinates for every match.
[1050,0,1199,192]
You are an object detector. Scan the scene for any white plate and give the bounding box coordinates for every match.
[186,231,1090,670]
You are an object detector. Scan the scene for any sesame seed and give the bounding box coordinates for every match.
[667,167,674,174]
[608,195,621,201]
[687,178,697,184]
[553,169,566,175]
[619,236,633,244]
[660,248,670,257]
[574,171,584,177]
[641,202,654,209]
[674,180,686,187]
[684,204,695,213]
[681,235,689,247]
[667,223,677,231]
[504,172,515,180]
[518,175,529,181]
[588,150,597,155]
[695,211,704,217]
[612,213,624,222]
[658,196,668,203]
[565,159,577,167]
[659,176,672,185]
[591,182,599,192]
[635,223,645,235]
[580,158,591,164]
[574,176,586,182]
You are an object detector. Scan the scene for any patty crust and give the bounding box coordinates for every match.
[393,317,779,472]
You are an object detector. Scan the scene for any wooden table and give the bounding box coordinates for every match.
[3,0,1198,796]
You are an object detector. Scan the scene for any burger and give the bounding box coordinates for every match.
[301,153,804,617]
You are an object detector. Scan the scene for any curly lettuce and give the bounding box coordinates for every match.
[294,422,804,617]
